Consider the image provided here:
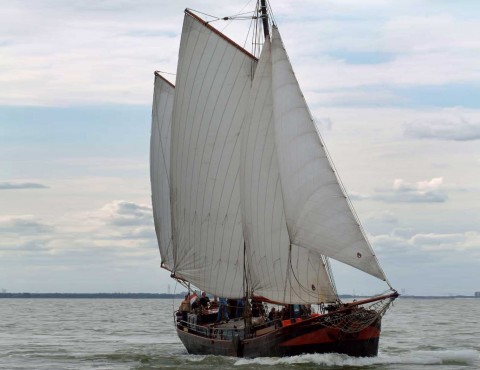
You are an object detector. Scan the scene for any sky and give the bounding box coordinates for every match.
[1,0,479,296]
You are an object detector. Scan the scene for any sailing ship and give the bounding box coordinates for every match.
[150,1,398,357]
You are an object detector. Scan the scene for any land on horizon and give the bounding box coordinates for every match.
[1,292,478,299]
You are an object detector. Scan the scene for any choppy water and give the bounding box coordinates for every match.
[0,298,479,369]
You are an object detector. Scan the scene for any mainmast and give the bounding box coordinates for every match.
[260,0,269,38]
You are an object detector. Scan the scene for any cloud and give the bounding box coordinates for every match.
[0,215,53,234]
[366,210,398,224]
[0,182,48,190]
[404,117,480,141]
[1,200,155,248]
[348,191,369,201]
[94,200,153,227]
[314,117,333,132]
[373,230,480,258]
[2,2,480,106]
[373,177,448,203]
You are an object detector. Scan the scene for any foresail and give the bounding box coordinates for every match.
[271,26,386,280]
[241,40,337,304]
[169,12,257,297]
[150,74,175,271]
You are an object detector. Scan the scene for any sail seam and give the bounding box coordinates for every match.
[185,28,219,288]
[206,58,248,293]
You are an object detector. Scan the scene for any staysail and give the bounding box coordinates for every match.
[241,39,337,303]
[270,26,386,280]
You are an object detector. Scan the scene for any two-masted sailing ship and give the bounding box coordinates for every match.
[150,1,398,358]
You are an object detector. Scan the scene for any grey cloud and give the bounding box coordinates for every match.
[348,192,369,201]
[0,182,48,190]
[121,227,156,240]
[391,228,417,239]
[0,217,53,234]
[314,117,333,132]
[366,211,398,224]
[404,117,480,141]
[373,178,447,203]
[410,233,465,246]
[115,201,150,214]
[373,191,447,203]
[0,240,50,252]
[108,201,153,227]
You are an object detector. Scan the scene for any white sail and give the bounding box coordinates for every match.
[271,26,386,280]
[241,40,337,304]
[150,74,175,270]
[169,12,257,297]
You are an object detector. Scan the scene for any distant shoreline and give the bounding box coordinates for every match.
[0,293,185,299]
[0,293,478,299]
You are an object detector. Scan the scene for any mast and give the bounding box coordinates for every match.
[260,0,269,38]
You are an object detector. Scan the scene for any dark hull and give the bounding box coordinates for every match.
[177,315,382,358]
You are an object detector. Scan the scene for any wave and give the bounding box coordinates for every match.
[234,349,479,367]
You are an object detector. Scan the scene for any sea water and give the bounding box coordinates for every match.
[0,298,479,369]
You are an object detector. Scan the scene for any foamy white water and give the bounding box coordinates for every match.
[0,298,479,369]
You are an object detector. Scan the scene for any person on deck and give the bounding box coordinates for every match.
[235,298,244,318]
[191,297,200,313]
[199,292,210,309]
[268,307,276,321]
[210,296,219,309]
[215,297,229,323]
[179,294,190,322]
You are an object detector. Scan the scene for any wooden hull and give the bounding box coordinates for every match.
[177,315,382,358]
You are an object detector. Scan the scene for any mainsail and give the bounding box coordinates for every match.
[151,9,390,304]
[168,12,257,297]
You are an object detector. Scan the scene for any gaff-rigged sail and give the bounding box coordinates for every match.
[150,73,175,271]
[168,12,257,298]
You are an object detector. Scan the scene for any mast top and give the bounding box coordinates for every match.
[260,0,269,38]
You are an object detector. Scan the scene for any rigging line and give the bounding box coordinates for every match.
[187,8,220,20]
[314,117,392,286]
[283,243,292,304]
[288,253,320,301]
[155,70,176,76]
[253,1,262,58]
[323,256,338,297]
[243,11,255,52]
[266,0,277,27]
[220,0,256,31]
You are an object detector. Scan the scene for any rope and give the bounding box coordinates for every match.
[154,70,176,76]
[319,296,396,333]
